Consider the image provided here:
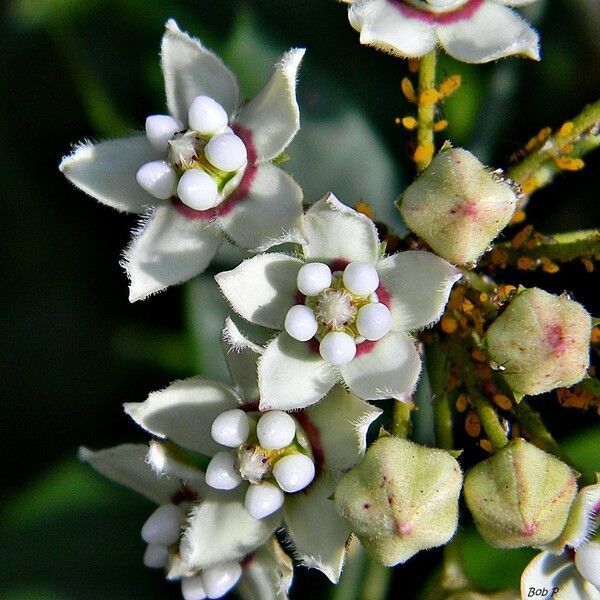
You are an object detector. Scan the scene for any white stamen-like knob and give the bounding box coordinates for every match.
[205,133,247,172]
[145,114,183,151]
[143,543,169,569]
[182,575,207,600]
[211,409,250,448]
[136,160,177,200]
[201,561,242,599]
[272,454,315,493]
[356,302,392,341]
[343,262,380,296]
[319,331,356,366]
[177,169,219,211]
[205,451,242,490]
[575,541,600,588]
[188,95,229,135]
[141,503,183,545]
[296,262,332,296]
[244,481,285,519]
[284,305,318,342]
[256,411,296,450]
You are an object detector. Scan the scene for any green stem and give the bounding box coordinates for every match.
[498,229,600,264]
[359,557,392,600]
[440,536,470,592]
[392,401,412,438]
[427,341,454,450]
[450,343,509,450]
[508,98,600,188]
[416,49,437,172]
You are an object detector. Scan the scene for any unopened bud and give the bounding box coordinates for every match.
[486,288,591,396]
[464,439,577,549]
[398,147,517,265]
[334,437,462,566]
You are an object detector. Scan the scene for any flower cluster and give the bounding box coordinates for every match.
[61,8,600,600]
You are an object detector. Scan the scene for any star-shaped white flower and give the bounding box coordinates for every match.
[521,478,600,600]
[80,443,293,600]
[215,193,461,411]
[60,19,306,301]
[342,0,540,63]
[122,318,381,583]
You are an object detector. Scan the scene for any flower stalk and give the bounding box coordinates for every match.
[415,50,437,172]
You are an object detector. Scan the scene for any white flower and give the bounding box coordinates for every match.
[520,478,600,600]
[343,0,540,63]
[79,444,293,600]
[215,193,461,410]
[60,19,306,301]
[123,318,381,582]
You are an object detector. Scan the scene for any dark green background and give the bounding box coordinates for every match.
[1,0,599,598]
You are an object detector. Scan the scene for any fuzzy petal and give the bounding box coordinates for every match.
[124,377,241,457]
[436,1,540,63]
[161,19,240,124]
[303,193,380,264]
[215,253,303,329]
[304,386,382,472]
[235,49,305,162]
[377,251,461,332]
[283,474,352,583]
[348,0,437,58]
[181,492,280,569]
[59,136,161,214]
[340,331,421,401]
[258,333,338,411]
[520,551,600,600]
[79,444,203,505]
[221,317,262,404]
[124,206,220,302]
[237,538,294,600]
[218,164,306,251]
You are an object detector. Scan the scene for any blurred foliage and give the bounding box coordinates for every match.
[1,0,599,598]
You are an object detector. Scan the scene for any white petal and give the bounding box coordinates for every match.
[501,0,539,6]
[124,377,241,457]
[59,136,161,213]
[161,20,240,124]
[258,333,338,411]
[124,206,220,302]
[436,2,540,63]
[236,538,293,600]
[215,253,303,329]
[283,474,352,583]
[235,49,305,162]
[141,503,185,545]
[340,331,421,401]
[576,541,600,589]
[181,493,280,569]
[218,165,305,252]
[520,551,594,600]
[349,0,437,58]
[182,575,207,600]
[221,318,262,403]
[303,193,380,264]
[79,444,195,505]
[304,385,382,472]
[376,251,461,331]
[144,544,170,569]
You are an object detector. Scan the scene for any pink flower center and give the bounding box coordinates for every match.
[391,0,484,24]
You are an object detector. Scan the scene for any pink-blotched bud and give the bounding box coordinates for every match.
[464,439,578,549]
[398,147,517,265]
[486,288,592,396]
[334,437,462,566]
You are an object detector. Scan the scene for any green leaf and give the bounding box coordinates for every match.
[562,427,600,484]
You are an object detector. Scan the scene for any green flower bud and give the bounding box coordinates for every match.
[464,439,578,549]
[334,437,462,566]
[486,288,592,396]
[398,147,517,265]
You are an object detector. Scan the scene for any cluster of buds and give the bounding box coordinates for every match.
[206,408,315,519]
